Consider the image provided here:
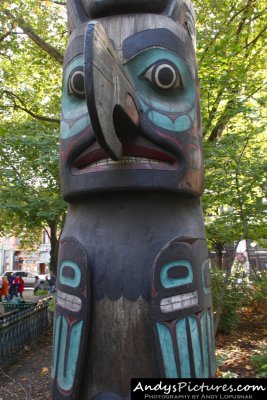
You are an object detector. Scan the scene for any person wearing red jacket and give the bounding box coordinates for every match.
[0,276,9,301]
[17,276,25,299]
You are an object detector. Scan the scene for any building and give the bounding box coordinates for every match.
[0,230,51,276]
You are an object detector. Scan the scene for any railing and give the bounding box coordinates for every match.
[0,298,52,370]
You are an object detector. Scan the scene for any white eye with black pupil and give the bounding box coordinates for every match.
[142,62,181,90]
[68,67,85,98]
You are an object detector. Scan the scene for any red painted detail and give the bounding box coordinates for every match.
[73,144,176,169]
[157,130,183,151]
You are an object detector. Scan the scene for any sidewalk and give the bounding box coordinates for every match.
[0,327,53,400]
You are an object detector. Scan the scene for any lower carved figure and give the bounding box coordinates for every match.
[52,194,216,399]
[152,237,216,378]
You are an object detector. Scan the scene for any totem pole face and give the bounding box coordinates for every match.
[60,0,203,199]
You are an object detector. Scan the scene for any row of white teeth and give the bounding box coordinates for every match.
[57,289,82,312]
[160,290,198,313]
[88,157,169,167]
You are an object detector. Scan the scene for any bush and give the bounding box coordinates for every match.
[211,263,252,334]
[250,271,267,303]
[48,296,55,312]
[34,289,49,296]
[250,346,267,377]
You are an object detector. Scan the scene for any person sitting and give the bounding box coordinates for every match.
[44,275,50,291]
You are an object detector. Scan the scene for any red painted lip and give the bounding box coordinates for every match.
[72,144,177,171]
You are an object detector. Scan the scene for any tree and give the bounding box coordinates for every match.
[0,0,266,273]
[0,0,67,272]
[194,0,267,262]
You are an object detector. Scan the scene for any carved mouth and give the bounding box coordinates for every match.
[160,290,198,313]
[71,144,178,174]
[56,289,82,312]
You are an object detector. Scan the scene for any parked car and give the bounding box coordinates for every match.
[1,271,45,288]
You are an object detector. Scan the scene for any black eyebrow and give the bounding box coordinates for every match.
[122,29,189,60]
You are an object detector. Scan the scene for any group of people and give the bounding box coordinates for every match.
[33,272,56,294]
[0,271,57,302]
[0,273,25,302]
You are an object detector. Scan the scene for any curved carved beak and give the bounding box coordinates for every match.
[84,21,140,160]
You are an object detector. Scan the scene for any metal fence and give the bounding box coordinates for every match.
[0,298,52,370]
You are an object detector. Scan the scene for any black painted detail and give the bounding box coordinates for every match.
[167,265,189,280]
[123,29,193,61]
[68,66,85,99]
[86,0,170,18]
[93,392,124,400]
[62,265,76,279]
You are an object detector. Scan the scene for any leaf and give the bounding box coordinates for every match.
[41,367,49,375]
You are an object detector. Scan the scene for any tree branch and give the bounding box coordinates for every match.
[14,104,60,124]
[0,31,11,43]
[244,24,267,49]
[1,90,60,124]
[2,9,64,64]
[18,19,64,64]
[41,0,66,5]
[199,2,249,64]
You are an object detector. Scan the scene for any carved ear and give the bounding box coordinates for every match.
[67,0,89,33]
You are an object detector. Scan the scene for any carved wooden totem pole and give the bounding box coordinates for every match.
[52,0,216,399]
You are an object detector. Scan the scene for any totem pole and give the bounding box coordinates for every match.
[52,0,216,399]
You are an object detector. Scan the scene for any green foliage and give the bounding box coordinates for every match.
[220,371,239,379]
[35,289,49,295]
[250,270,267,303]
[48,296,55,312]
[194,0,267,250]
[0,1,266,270]
[250,346,267,377]
[0,0,67,267]
[211,264,251,334]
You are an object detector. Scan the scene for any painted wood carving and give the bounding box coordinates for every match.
[52,1,216,399]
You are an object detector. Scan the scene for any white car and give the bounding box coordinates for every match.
[1,271,45,288]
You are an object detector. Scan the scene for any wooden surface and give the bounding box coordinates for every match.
[84,21,139,160]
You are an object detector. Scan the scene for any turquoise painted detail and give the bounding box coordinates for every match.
[60,55,90,139]
[125,48,195,126]
[201,259,212,295]
[59,261,81,287]
[57,317,83,391]
[51,316,61,378]
[147,111,191,131]
[189,107,195,121]
[206,310,217,376]
[188,316,204,377]
[176,318,191,377]
[157,323,178,378]
[160,260,193,289]
[200,312,209,377]
[139,97,149,112]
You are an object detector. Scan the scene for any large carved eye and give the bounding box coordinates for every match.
[68,66,85,98]
[142,61,182,91]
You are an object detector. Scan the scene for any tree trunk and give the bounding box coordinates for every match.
[48,220,59,274]
[214,242,224,269]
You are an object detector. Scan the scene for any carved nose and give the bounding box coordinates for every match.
[84,21,140,160]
